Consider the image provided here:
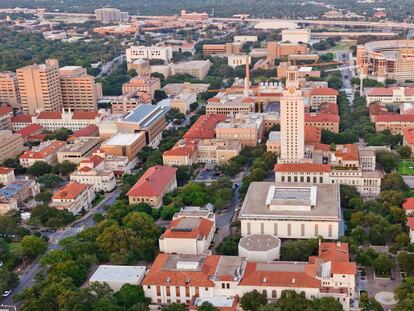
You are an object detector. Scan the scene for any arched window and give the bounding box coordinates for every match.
[272,290,277,298]
[262,290,267,298]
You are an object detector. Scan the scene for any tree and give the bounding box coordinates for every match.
[198,302,219,311]
[310,297,343,311]
[37,173,62,188]
[175,165,194,186]
[56,160,77,176]
[30,204,75,227]
[397,145,412,159]
[114,284,149,309]
[154,89,168,102]
[216,235,240,255]
[376,151,399,173]
[394,277,414,311]
[163,303,188,311]
[274,290,311,311]
[0,267,19,293]
[372,253,394,277]
[397,253,414,276]
[240,290,267,311]
[359,292,384,311]
[280,239,319,261]
[47,128,73,141]
[27,161,52,177]
[35,190,53,204]
[2,158,26,174]
[381,173,409,192]
[20,235,47,259]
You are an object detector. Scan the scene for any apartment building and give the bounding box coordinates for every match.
[0,71,21,110]
[57,137,101,164]
[122,76,161,99]
[126,46,173,63]
[50,182,95,215]
[17,59,63,114]
[100,132,146,164]
[0,167,15,186]
[127,165,177,208]
[206,96,255,115]
[19,140,66,168]
[59,66,102,111]
[95,8,129,22]
[0,130,25,163]
[143,242,356,311]
[171,61,212,80]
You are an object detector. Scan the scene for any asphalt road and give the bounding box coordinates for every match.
[0,190,120,310]
[96,54,126,79]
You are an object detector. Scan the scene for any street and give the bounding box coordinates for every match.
[96,54,126,79]
[0,190,120,310]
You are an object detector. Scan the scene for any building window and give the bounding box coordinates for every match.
[185,287,190,297]
[176,287,180,296]
[272,290,277,298]
[328,224,332,237]
[156,286,161,296]
[287,223,291,236]
[260,223,265,234]
[262,290,267,298]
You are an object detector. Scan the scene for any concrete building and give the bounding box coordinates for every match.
[126,46,173,63]
[0,106,13,130]
[89,265,146,291]
[202,42,243,56]
[369,102,414,134]
[57,137,101,164]
[0,197,18,215]
[0,130,25,163]
[280,67,305,163]
[215,114,265,147]
[59,66,101,111]
[171,61,212,80]
[163,82,210,96]
[281,29,311,44]
[196,139,241,164]
[234,35,258,42]
[0,71,21,110]
[127,165,177,208]
[170,91,197,114]
[19,140,66,168]
[100,132,146,164]
[95,8,129,22]
[365,86,414,105]
[143,242,356,311]
[50,182,95,215]
[163,140,198,166]
[228,55,251,68]
[122,76,161,99]
[240,182,341,240]
[206,95,255,115]
[17,59,63,115]
[238,234,281,261]
[0,178,39,204]
[266,131,281,155]
[0,167,15,186]
[159,215,215,255]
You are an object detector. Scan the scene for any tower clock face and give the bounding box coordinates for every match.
[288,87,296,94]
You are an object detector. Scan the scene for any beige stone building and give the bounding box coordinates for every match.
[171,91,197,114]
[17,59,63,114]
[57,137,102,164]
[196,139,241,164]
[206,95,255,115]
[50,182,96,215]
[171,60,212,80]
[19,140,66,168]
[266,131,281,154]
[122,76,161,99]
[0,71,21,110]
[59,66,102,111]
[0,130,25,163]
[0,167,15,186]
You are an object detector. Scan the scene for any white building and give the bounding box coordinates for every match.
[70,167,116,193]
[280,67,304,163]
[227,55,251,68]
[126,46,173,63]
[49,182,95,215]
[0,167,15,186]
[171,91,197,114]
[281,29,311,44]
[19,140,66,168]
[239,182,341,240]
[159,209,215,255]
[234,35,258,42]
[89,265,146,291]
[238,234,281,261]
[171,60,212,80]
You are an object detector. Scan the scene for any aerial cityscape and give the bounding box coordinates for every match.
[1,1,414,310]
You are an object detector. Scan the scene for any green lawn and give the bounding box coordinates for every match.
[331,40,357,52]
[397,160,414,175]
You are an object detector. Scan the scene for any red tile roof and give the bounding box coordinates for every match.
[0,106,13,116]
[0,167,14,174]
[320,103,339,115]
[304,125,321,144]
[275,163,331,173]
[366,88,394,96]
[305,113,340,123]
[184,114,227,140]
[310,87,339,96]
[142,253,219,287]
[239,262,321,288]
[163,217,214,239]
[16,124,43,138]
[80,154,105,168]
[127,165,177,197]
[163,140,197,158]
[72,125,99,138]
[11,114,32,123]
[36,111,62,119]
[316,242,356,275]
[369,103,388,116]
[335,144,359,161]
[72,111,100,120]
[20,140,66,160]
[405,87,414,96]
[312,143,331,152]
[373,114,414,122]
[403,198,414,211]
[242,97,256,103]
[52,182,90,200]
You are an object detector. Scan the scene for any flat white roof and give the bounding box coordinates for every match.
[89,265,146,283]
[103,132,144,146]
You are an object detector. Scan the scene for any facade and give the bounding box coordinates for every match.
[57,137,102,164]
[17,59,63,114]
[0,197,18,215]
[365,86,414,105]
[19,140,66,168]
[127,165,177,208]
[202,43,243,55]
[227,55,251,68]
[0,71,21,110]
[240,182,341,240]
[0,167,15,186]
[403,128,414,154]
[95,8,129,22]
[59,66,101,111]
[143,242,356,311]
[0,130,25,164]
[369,103,414,134]
[100,132,146,163]
[171,61,212,80]
[89,265,146,291]
[159,215,215,255]
[70,167,116,192]
[309,88,339,108]
[356,40,414,82]
[267,42,308,59]
[50,182,95,215]
[0,106,13,130]
[196,139,241,164]
[206,96,255,115]
[126,46,173,63]
[280,67,304,163]
[281,29,311,44]
[171,91,197,114]
[31,110,104,131]
[266,131,281,155]
[122,76,161,99]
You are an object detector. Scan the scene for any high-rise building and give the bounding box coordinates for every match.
[0,130,25,163]
[280,66,304,163]
[59,66,102,111]
[17,59,63,115]
[0,71,21,110]
[95,8,129,22]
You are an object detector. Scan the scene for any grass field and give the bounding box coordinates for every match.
[397,160,414,175]
[331,40,357,52]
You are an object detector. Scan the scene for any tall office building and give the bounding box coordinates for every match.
[17,59,63,115]
[280,66,304,163]
[59,66,102,111]
[95,8,129,22]
[0,71,21,110]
